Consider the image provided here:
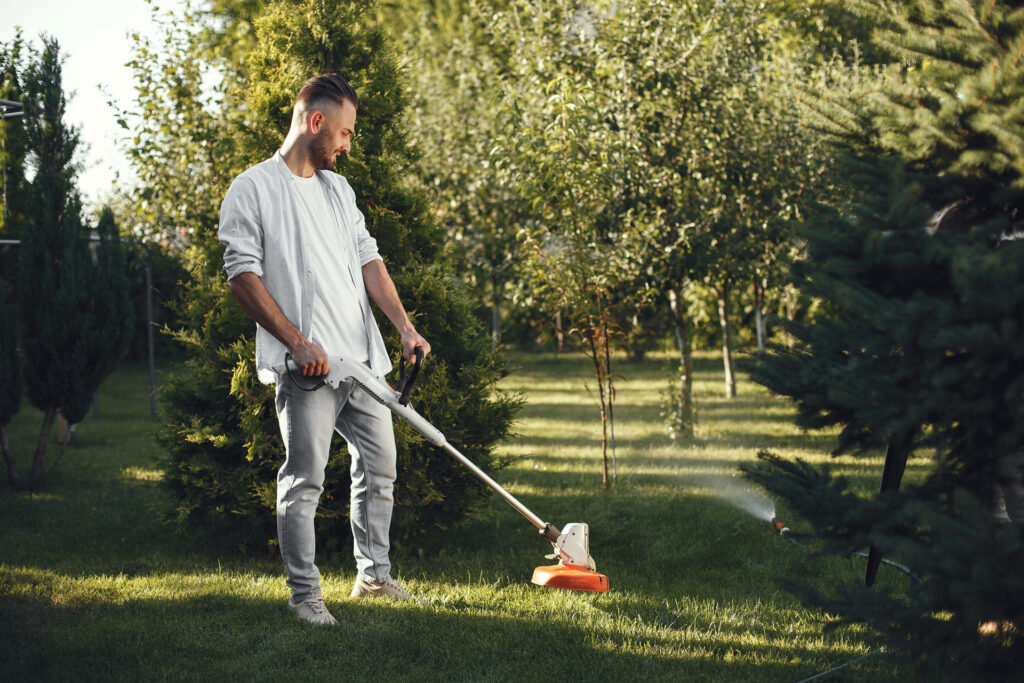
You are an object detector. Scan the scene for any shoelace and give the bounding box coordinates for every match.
[307,598,329,615]
[383,578,410,598]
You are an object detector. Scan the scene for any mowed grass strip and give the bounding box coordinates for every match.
[0,353,911,681]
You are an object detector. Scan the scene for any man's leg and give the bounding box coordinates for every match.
[334,383,397,584]
[275,379,348,602]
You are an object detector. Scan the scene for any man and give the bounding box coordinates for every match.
[219,73,430,625]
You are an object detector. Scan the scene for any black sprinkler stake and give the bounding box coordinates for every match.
[865,432,913,587]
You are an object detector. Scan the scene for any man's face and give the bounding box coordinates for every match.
[310,99,357,171]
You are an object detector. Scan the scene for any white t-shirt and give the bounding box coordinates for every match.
[288,171,369,362]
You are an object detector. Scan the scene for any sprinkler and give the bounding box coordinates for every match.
[770,517,790,536]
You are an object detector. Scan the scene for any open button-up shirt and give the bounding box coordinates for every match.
[218,151,393,384]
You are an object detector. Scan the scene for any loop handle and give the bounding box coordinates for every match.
[397,347,424,406]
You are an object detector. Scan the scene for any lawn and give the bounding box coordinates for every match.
[0,352,921,681]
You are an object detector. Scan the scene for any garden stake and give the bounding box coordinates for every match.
[286,349,610,593]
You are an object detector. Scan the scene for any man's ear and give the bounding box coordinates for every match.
[309,110,323,135]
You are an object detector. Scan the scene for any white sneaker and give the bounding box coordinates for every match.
[288,596,338,625]
[350,576,415,601]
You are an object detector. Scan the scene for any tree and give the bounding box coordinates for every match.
[149,0,520,550]
[745,0,1024,675]
[402,4,530,350]
[8,37,133,490]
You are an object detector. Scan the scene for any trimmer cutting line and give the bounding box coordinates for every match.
[286,348,610,593]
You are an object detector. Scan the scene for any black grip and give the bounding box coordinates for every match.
[284,353,327,392]
[397,347,424,406]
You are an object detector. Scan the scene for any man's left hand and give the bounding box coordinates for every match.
[400,329,431,363]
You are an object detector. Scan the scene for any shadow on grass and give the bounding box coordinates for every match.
[0,580,887,683]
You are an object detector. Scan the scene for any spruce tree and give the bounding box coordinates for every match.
[744,1,1023,676]
[156,0,520,552]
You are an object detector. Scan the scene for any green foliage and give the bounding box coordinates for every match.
[150,0,519,551]
[746,1,1024,675]
[115,4,232,246]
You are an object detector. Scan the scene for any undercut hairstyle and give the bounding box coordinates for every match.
[296,73,358,111]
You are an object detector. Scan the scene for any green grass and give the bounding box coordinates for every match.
[0,353,919,681]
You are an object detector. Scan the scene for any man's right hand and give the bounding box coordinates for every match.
[289,340,329,377]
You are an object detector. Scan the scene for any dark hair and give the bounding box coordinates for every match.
[296,73,358,110]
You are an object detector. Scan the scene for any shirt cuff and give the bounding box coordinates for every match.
[225,261,264,281]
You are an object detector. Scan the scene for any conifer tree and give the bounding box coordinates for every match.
[745,1,1023,675]
[12,37,134,490]
[155,0,520,550]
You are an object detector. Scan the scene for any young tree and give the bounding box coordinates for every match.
[11,37,133,490]
[745,0,1024,675]
[481,0,641,488]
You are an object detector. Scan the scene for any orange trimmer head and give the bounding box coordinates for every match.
[532,563,610,592]
[530,522,610,592]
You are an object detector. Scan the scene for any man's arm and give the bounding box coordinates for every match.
[362,259,431,362]
[228,272,328,376]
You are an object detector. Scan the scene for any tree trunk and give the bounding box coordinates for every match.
[28,405,57,489]
[717,283,737,399]
[785,285,797,349]
[491,277,504,352]
[1,425,23,490]
[554,309,564,353]
[603,316,616,485]
[667,287,695,438]
[588,332,609,489]
[754,279,766,354]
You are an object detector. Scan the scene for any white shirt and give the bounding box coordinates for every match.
[218,151,392,384]
[288,171,368,363]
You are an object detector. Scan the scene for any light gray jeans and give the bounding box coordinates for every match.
[274,374,397,601]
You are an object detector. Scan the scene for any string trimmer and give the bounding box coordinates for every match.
[285,348,610,592]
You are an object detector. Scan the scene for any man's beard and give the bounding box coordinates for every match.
[310,132,336,170]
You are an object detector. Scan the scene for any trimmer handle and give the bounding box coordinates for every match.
[397,346,424,406]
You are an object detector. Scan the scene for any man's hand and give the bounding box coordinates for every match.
[400,328,431,363]
[290,340,329,377]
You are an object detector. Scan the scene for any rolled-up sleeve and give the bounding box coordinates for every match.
[344,183,381,267]
[219,175,265,280]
